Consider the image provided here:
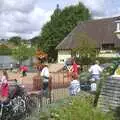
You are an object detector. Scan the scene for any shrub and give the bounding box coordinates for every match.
[26,93,114,120]
[0,44,12,55]
[49,95,113,120]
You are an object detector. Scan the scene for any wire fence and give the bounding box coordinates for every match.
[29,70,70,112]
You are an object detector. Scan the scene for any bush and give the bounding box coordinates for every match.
[97,57,120,64]
[26,93,114,120]
[0,44,12,55]
[49,95,113,120]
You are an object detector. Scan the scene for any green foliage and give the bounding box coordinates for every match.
[49,96,113,120]
[8,36,22,45]
[12,44,35,64]
[74,33,97,65]
[97,57,120,64]
[79,71,91,82]
[39,3,91,61]
[26,93,114,120]
[30,36,41,47]
[0,44,12,55]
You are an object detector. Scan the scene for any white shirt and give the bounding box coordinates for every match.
[89,64,102,75]
[91,83,96,91]
[69,80,80,95]
[41,67,49,78]
[1,76,8,84]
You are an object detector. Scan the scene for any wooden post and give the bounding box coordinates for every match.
[48,75,52,103]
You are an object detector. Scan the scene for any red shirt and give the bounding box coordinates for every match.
[72,63,78,74]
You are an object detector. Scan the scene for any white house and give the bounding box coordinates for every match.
[56,16,120,63]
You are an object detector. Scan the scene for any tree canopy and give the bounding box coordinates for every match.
[8,36,22,46]
[12,44,35,64]
[73,33,97,65]
[0,44,12,55]
[39,3,91,61]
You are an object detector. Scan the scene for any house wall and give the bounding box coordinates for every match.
[58,50,71,63]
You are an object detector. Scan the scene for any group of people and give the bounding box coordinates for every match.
[68,60,103,96]
[0,59,103,101]
[0,65,28,103]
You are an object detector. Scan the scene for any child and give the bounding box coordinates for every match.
[90,78,97,92]
[0,70,9,102]
[69,74,80,96]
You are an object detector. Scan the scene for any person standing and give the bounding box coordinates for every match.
[40,63,50,91]
[88,60,103,83]
[69,74,80,96]
[0,70,9,102]
[90,78,97,93]
[69,60,78,78]
[10,63,13,72]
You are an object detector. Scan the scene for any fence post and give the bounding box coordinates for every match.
[48,75,52,104]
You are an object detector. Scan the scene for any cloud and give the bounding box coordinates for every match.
[0,0,53,39]
[70,0,120,19]
[0,0,120,39]
[0,0,36,13]
[79,0,120,19]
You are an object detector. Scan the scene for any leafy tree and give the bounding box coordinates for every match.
[0,44,12,55]
[30,36,41,47]
[12,44,35,64]
[8,36,22,45]
[39,3,91,61]
[73,33,97,65]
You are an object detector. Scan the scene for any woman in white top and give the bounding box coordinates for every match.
[41,64,49,90]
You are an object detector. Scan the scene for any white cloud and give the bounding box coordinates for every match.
[0,0,53,39]
[0,0,120,39]
[70,0,120,19]
[79,0,120,19]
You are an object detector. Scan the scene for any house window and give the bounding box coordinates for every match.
[102,43,114,50]
[60,59,64,62]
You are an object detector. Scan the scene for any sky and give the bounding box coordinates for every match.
[0,0,120,39]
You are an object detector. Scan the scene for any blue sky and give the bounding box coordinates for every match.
[0,0,120,39]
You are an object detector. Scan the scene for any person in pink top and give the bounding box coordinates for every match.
[0,70,9,102]
[20,65,28,77]
[71,60,78,77]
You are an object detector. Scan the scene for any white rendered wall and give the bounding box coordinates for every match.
[58,50,71,63]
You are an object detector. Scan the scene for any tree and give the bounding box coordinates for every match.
[39,3,91,61]
[8,36,22,46]
[30,36,41,47]
[12,44,35,64]
[73,33,97,65]
[0,44,12,55]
